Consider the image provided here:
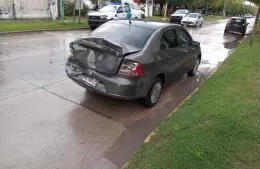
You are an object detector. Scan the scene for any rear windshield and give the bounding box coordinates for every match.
[90,23,153,48]
[230,19,244,25]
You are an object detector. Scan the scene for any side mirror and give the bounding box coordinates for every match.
[185,12,189,14]
[192,41,200,47]
[115,14,117,17]
[247,23,249,25]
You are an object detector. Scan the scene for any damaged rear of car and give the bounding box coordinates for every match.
[66,20,155,105]
[66,20,201,107]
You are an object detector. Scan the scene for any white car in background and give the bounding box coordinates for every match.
[181,13,203,27]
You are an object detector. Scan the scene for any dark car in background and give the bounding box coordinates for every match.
[224,17,249,35]
[66,20,201,107]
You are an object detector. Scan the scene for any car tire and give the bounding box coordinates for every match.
[187,57,200,76]
[194,22,197,27]
[242,31,245,36]
[143,78,162,108]
[200,22,203,27]
[224,29,228,34]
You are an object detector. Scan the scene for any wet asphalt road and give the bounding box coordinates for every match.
[0,18,255,169]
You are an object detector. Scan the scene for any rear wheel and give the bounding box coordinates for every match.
[187,57,200,76]
[242,31,245,36]
[224,29,228,34]
[143,78,162,108]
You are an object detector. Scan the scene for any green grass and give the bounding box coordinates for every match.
[0,17,88,32]
[125,29,260,169]
[204,15,229,20]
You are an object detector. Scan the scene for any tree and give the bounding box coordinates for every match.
[246,0,260,46]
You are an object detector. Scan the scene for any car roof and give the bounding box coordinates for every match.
[188,13,199,15]
[108,19,180,31]
[230,17,245,19]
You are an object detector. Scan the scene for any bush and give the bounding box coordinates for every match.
[64,2,89,16]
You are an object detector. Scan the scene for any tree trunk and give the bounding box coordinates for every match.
[159,3,163,16]
[249,5,260,47]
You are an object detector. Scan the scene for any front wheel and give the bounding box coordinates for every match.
[200,21,203,27]
[187,57,200,76]
[143,78,162,108]
[194,22,197,27]
[241,31,245,36]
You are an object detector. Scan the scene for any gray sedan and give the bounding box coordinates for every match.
[65,20,201,107]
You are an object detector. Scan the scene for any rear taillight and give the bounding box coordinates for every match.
[227,20,230,24]
[119,62,144,76]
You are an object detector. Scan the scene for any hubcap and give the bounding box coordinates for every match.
[150,82,162,104]
[193,59,200,74]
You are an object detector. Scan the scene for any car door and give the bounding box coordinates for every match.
[116,6,126,18]
[157,28,186,82]
[177,28,198,74]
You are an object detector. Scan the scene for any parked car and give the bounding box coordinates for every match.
[66,20,201,107]
[224,17,249,35]
[181,13,203,27]
[170,9,189,24]
[244,14,252,18]
[87,5,131,29]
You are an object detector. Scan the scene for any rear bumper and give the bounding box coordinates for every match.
[225,26,245,33]
[65,60,148,100]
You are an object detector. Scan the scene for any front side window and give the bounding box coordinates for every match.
[117,7,124,13]
[161,29,178,48]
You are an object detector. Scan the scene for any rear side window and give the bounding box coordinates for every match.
[179,29,191,46]
[90,23,153,48]
[161,29,178,48]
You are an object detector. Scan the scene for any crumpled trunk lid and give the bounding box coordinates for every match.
[70,37,140,75]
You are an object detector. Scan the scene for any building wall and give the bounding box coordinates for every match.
[0,0,58,19]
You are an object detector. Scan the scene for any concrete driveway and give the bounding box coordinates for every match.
[0,18,255,169]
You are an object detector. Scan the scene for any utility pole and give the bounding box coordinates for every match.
[79,0,81,23]
[223,0,227,17]
[60,0,64,24]
[205,0,209,16]
[12,0,16,19]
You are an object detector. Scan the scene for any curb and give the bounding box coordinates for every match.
[0,27,90,35]
[122,34,248,169]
